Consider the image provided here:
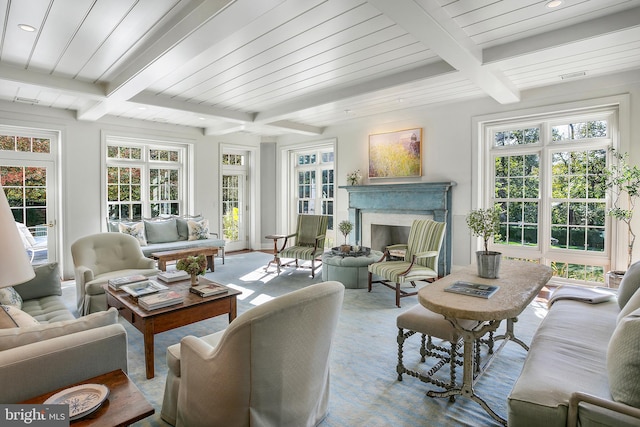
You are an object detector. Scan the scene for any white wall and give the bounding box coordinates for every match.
[1,69,639,279]
[0,101,261,279]
[276,70,640,270]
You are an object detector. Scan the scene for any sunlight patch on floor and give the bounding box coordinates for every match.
[249,293,275,306]
[239,267,277,283]
[225,284,255,300]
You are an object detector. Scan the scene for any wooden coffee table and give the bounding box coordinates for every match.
[21,369,154,426]
[106,277,241,379]
[151,247,219,272]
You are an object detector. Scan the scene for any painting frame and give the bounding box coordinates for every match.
[368,128,422,178]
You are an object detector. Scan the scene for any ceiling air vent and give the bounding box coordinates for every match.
[560,71,586,80]
[14,96,39,104]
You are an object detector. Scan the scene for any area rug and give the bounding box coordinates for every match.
[61,252,548,426]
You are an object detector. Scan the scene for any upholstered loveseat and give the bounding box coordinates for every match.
[107,215,225,264]
[0,263,128,403]
[508,262,640,426]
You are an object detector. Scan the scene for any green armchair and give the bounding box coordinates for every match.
[368,219,446,307]
[269,214,329,278]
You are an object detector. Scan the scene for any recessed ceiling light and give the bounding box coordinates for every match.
[18,24,36,32]
[137,106,147,110]
[546,0,563,8]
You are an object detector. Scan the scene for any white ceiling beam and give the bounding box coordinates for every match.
[0,64,105,99]
[483,6,640,64]
[366,0,520,104]
[265,120,324,136]
[204,124,247,136]
[255,61,456,123]
[78,0,286,121]
[130,91,254,124]
[131,91,320,134]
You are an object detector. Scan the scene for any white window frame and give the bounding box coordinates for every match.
[101,134,192,223]
[473,95,631,284]
[280,139,336,246]
[0,124,60,264]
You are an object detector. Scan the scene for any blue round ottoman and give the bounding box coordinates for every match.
[321,250,384,289]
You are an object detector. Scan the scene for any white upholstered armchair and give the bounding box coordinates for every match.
[71,233,158,315]
[161,281,345,427]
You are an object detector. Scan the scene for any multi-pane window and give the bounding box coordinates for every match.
[486,110,615,285]
[106,139,185,220]
[293,147,334,232]
[1,165,47,227]
[0,135,51,153]
[1,132,51,230]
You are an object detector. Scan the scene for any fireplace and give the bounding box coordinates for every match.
[341,182,455,275]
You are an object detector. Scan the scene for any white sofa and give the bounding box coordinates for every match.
[508,262,640,426]
[0,263,128,403]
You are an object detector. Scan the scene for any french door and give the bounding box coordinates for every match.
[1,159,57,265]
[221,151,248,252]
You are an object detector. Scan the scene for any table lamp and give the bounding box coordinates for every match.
[0,183,35,288]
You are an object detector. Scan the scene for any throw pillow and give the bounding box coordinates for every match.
[176,215,202,240]
[13,262,61,301]
[0,305,39,329]
[0,287,22,309]
[187,218,210,241]
[144,218,179,244]
[0,305,18,328]
[618,286,640,323]
[617,261,640,309]
[607,307,640,407]
[119,221,147,246]
[0,307,118,351]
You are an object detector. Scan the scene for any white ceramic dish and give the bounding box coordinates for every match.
[44,383,109,420]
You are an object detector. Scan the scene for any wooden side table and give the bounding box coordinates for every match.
[21,369,154,427]
[264,234,288,272]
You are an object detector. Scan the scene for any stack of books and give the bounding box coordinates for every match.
[157,270,190,283]
[189,283,229,297]
[138,291,184,310]
[107,274,148,290]
[120,280,168,298]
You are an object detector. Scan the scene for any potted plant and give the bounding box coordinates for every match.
[338,220,354,252]
[602,147,640,287]
[176,255,208,286]
[466,205,503,279]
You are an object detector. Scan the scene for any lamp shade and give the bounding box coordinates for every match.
[0,183,35,288]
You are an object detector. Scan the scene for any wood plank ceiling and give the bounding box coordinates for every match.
[0,0,639,136]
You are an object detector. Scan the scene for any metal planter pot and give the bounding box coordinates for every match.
[476,251,502,279]
[606,270,625,289]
